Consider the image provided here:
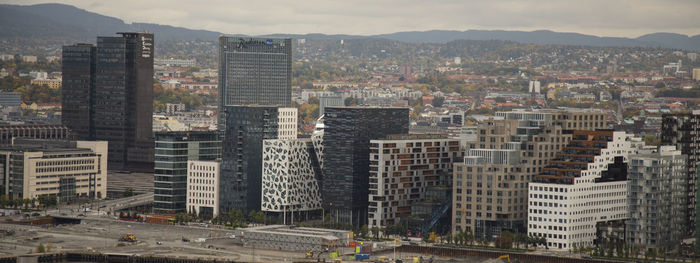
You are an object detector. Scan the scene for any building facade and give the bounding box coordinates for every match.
[319,96,344,117]
[0,124,71,145]
[61,43,96,140]
[627,146,686,250]
[0,140,107,200]
[220,106,297,213]
[154,131,221,214]
[217,37,292,131]
[62,33,154,171]
[527,130,636,250]
[453,109,603,239]
[661,111,700,235]
[186,160,220,218]
[321,107,409,226]
[368,134,461,231]
[261,139,322,213]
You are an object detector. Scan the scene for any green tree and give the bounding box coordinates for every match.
[36,243,45,253]
[359,225,369,239]
[123,188,134,197]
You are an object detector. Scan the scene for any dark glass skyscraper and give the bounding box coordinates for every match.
[62,32,154,171]
[153,131,221,214]
[662,111,700,234]
[220,106,281,213]
[217,37,292,131]
[62,44,96,140]
[321,107,410,226]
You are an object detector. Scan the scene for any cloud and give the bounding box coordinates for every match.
[3,0,699,37]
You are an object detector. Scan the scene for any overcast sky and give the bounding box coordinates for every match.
[3,0,700,37]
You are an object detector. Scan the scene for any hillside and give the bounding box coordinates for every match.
[1,3,699,52]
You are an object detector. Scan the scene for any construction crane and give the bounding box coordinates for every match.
[497,255,510,263]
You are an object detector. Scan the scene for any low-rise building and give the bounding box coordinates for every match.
[0,140,107,200]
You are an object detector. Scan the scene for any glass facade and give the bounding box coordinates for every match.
[217,37,292,131]
[220,106,280,213]
[153,131,221,214]
[62,44,96,140]
[321,107,409,226]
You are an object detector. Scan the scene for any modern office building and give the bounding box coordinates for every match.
[661,111,700,234]
[220,106,297,213]
[62,43,96,140]
[0,124,71,145]
[368,134,461,232]
[261,139,322,213]
[62,33,154,171]
[153,131,221,214]
[321,107,409,226]
[453,109,603,239]
[217,37,292,131]
[626,146,686,250]
[186,160,220,218]
[0,139,107,200]
[527,130,637,250]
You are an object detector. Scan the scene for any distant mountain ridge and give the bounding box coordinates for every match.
[1,3,699,51]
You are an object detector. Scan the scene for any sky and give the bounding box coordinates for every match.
[3,0,700,38]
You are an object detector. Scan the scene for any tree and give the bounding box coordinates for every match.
[123,188,134,197]
[36,243,45,253]
[229,209,244,227]
[432,96,445,107]
[371,226,381,239]
[359,225,369,239]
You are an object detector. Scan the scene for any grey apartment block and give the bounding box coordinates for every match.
[627,146,687,250]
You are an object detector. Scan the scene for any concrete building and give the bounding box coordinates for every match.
[627,146,686,250]
[232,225,351,251]
[154,58,196,68]
[0,140,107,201]
[321,107,409,226]
[166,103,185,114]
[528,130,636,250]
[368,134,462,233]
[453,109,604,239]
[277,107,298,140]
[0,92,22,108]
[319,96,344,117]
[30,79,61,90]
[661,111,700,234]
[693,68,700,81]
[154,131,221,214]
[261,139,322,214]
[217,37,292,131]
[186,160,220,218]
[0,124,71,145]
[220,106,296,213]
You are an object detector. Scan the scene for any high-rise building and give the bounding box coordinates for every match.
[217,37,292,131]
[319,96,344,117]
[220,106,297,213]
[261,139,322,213]
[527,130,637,250]
[62,43,96,140]
[321,107,409,226]
[661,111,700,234]
[0,139,107,200]
[627,146,686,250]
[61,33,154,171]
[368,134,461,232]
[153,131,221,214]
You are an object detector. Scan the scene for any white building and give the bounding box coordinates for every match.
[186,160,220,218]
[277,108,297,140]
[527,130,637,250]
[261,139,321,213]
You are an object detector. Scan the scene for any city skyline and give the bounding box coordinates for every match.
[2,0,700,38]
